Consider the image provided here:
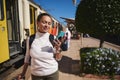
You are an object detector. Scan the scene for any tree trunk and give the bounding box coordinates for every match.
[99,36,104,48]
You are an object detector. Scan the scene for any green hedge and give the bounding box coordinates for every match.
[80,47,120,76]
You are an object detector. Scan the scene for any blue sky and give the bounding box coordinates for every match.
[34,0,80,25]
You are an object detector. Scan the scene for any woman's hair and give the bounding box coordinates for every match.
[37,13,52,22]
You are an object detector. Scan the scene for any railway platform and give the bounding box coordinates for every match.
[3,37,120,80]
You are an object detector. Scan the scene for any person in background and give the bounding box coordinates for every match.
[57,30,65,39]
[18,13,62,80]
[65,27,71,49]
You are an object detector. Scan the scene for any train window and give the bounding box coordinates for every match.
[0,0,4,20]
[30,8,33,24]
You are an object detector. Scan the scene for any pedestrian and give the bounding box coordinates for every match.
[57,30,65,39]
[57,27,68,51]
[18,13,62,80]
[65,27,71,49]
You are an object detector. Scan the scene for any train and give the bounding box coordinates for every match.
[0,0,62,71]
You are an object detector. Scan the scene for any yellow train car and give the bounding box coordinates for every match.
[0,0,60,72]
[0,0,9,64]
[0,0,39,71]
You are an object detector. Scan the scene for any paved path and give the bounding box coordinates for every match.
[4,37,120,80]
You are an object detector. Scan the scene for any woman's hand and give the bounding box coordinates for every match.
[55,53,62,61]
[53,39,62,61]
[53,39,61,50]
[17,73,25,80]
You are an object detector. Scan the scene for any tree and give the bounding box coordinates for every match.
[75,0,120,47]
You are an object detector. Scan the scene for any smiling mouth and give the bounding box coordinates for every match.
[42,26,49,31]
[44,27,48,30]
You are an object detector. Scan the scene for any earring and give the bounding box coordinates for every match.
[37,27,40,30]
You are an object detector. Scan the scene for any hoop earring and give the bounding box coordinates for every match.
[37,27,40,30]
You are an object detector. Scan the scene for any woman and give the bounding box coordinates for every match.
[18,13,62,80]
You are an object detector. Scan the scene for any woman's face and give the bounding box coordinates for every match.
[37,16,52,33]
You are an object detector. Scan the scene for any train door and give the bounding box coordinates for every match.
[6,0,21,57]
[30,6,36,35]
[0,0,9,63]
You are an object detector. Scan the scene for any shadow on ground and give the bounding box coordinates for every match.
[58,56,81,75]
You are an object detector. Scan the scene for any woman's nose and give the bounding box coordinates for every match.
[45,23,49,27]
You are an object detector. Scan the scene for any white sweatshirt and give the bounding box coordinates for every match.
[24,32,58,76]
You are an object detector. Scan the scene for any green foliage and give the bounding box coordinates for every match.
[75,0,120,36]
[80,47,120,76]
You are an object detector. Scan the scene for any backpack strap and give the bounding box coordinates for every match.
[29,34,35,48]
[49,34,54,46]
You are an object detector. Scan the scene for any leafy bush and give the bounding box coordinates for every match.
[80,48,120,76]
